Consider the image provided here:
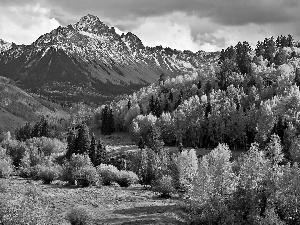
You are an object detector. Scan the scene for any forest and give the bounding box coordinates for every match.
[1,35,300,224]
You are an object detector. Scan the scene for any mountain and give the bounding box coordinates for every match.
[0,76,69,133]
[0,14,218,104]
[0,39,12,53]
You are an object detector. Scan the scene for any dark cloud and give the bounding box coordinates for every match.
[39,0,300,26]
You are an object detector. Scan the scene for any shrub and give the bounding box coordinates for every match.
[26,137,67,156]
[116,170,139,187]
[96,164,119,185]
[1,140,28,168]
[61,154,97,186]
[38,165,61,184]
[67,206,93,225]
[0,160,13,178]
[153,175,175,198]
[0,148,13,178]
[74,166,100,187]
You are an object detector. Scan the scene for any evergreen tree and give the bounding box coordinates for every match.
[149,96,155,113]
[66,129,77,159]
[163,99,171,112]
[295,68,300,87]
[274,48,288,66]
[263,37,276,65]
[90,138,107,166]
[15,122,32,141]
[158,73,167,84]
[127,99,131,110]
[40,117,51,137]
[89,133,97,159]
[168,92,173,102]
[31,120,41,138]
[154,97,162,117]
[74,123,90,155]
[101,105,115,135]
[235,41,252,74]
[287,34,294,47]
[138,136,145,150]
[255,41,264,57]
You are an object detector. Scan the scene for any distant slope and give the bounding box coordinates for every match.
[0,14,218,104]
[0,76,69,133]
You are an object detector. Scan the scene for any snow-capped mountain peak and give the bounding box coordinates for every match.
[0,39,12,53]
[0,14,219,104]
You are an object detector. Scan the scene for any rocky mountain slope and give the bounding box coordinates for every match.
[0,76,68,133]
[0,14,218,104]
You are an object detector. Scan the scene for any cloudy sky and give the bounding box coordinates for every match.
[1,0,300,52]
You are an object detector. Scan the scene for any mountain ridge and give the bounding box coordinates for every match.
[0,14,218,104]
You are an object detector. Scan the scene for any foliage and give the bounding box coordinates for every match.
[137,148,173,186]
[61,154,96,186]
[101,105,115,135]
[96,164,119,185]
[188,144,238,223]
[1,139,28,168]
[89,136,107,167]
[26,137,67,156]
[38,165,61,184]
[74,166,100,187]
[67,206,93,225]
[173,149,198,191]
[0,148,13,178]
[116,170,139,187]
[152,175,175,198]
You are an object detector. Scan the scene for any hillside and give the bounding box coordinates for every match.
[0,76,69,133]
[0,14,218,104]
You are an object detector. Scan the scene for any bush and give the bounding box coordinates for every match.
[153,175,175,198]
[96,164,119,185]
[116,170,139,187]
[74,166,100,187]
[38,165,61,184]
[0,148,13,178]
[1,140,28,168]
[61,154,98,186]
[0,160,13,178]
[26,137,67,156]
[67,206,93,225]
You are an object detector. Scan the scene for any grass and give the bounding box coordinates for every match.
[0,177,189,224]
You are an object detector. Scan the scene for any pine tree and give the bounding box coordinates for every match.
[127,99,131,110]
[138,136,145,150]
[149,96,155,113]
[40,117,51,137]
[101,105,115,135]
[154,97,162,117]
[66,129,77,159]
[15,122,32,141]
[89,133,97,160]
[90,138,107,166]
[31,120,41,138]
[74,123,90,155]
[163,99,171,112]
